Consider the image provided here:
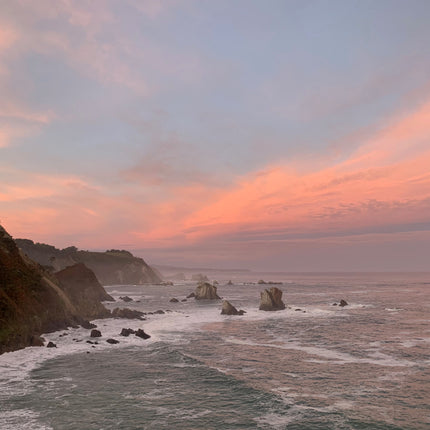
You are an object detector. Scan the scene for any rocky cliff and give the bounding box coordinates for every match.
[15,240,162,285]
[0,226,111,354]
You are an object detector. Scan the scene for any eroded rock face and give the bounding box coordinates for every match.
[259,287,286,311]
[194,282,221,300]
[221,300,245,316]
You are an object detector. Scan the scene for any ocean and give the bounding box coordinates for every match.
[1,272,429,429]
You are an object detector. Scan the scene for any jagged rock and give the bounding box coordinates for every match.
[187,292,195,298]
[135,329,151,340]
[90,329,102,337]
[259,287,286,311]
[106,338,119,344]
[119,296,133,302]
[111,308,145,320]
[169,298,179,303]
[339,299,348,307]
[46,341,57,348]
[120,328,135,336]
[221,300,244,316]
[194,282,221,300]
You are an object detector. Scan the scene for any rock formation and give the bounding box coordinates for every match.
[194,282,221,300]
[221,300,245,316]
[15,239,162,285]
[0,225,112,354]
[55,263,113,320]
[111,308,145,320]
[259,287,286,311]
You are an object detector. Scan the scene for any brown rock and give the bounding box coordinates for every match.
[259,287,286,311]
[194,282,221,300]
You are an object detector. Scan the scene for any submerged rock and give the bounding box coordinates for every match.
[90,329,102,337]
[221,300,245,316]
[135,329,151,340]
[194,282,221,300]
[80,320,97,329]
[259,287,286,311]
[111,308,145,320]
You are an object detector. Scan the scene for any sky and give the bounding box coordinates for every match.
[1,0,430,271]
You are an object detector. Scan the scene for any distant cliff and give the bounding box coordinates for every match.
[0,226,112,354]
[15,240,162,285]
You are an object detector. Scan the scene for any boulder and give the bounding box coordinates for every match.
[46,341,57,348]
[221,300,244,316]
[119,296,133,302]
[135,329,151,340]
[169,298,179,303]
[120,328,135,336]
[90,329,102,337]
[111,308,145,320]
[106,338,119,344]
[154,310,165,315]
[339,299,348,307]
[194,282,221,300]
[259,287,286,311]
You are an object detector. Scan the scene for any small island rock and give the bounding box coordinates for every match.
[135,329,151,340]
[259,287,286,311]
[221,300,245,316]
[339,299,348,307]
[195,282,221,300]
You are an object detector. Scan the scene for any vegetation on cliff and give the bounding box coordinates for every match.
[0,226,112,354]
[15,239,162,285]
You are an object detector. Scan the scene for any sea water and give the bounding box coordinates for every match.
[0,272,429,429]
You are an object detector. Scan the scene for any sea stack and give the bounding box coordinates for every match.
[194,282,221,300]
[221,300,245,315]
[259,287,286,311]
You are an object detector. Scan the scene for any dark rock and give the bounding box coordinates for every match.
[46,341,57,348]
[161,281,174,286]
[238,310,246,315]
[295,308,302,311]
[186,292,195,298]
[106,338,119,344]
[194,282,221,300]
[90,329,102,337]
[80,320,97,329]
[169,298,179,303]
[119,296,133,302]
[332,303,338,306]
[259,287,286,311]
[181,299,187,302]
[111,308,145,320]
[221,300,241,315]
[339,299,348,307]
[154,310,165,315]
[135,329,151,340]
[120,328,135,337]
[86,340,94,344]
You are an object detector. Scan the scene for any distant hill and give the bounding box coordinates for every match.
[0,225,111,354]
[15,240,162,285]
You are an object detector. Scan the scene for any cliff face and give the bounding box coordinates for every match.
[0,226,111,354]
[15,240,162,285]
[55,263,114,319]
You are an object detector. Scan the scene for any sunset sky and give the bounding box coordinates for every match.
[1,0,430,271]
